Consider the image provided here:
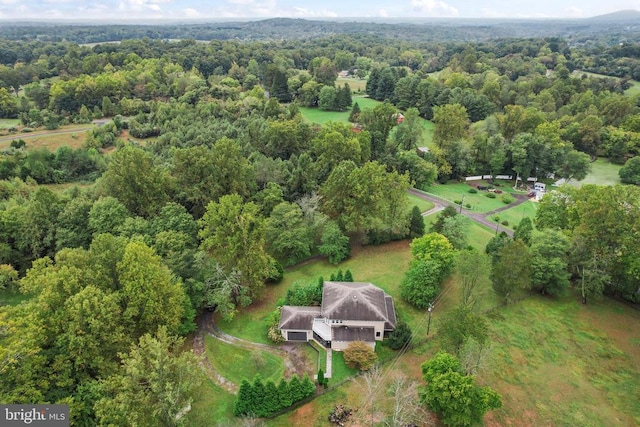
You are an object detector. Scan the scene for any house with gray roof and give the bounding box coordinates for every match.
[278,281,397,351]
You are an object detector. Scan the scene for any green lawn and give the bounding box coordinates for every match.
[407,193,435,213]
[204,334,285,385]
[183,378,235,426]
[0,119,19,129]
[568,158,622,187]
[485,294,640,426]
[336,77,367,93]
[299,97,381,125]
[625,80,640,97]
[0,290,30,306]
[425,183,516,213]
[329,351,359,384]
[491,200,539,230]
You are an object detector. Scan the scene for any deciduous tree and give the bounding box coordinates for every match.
[343,341,378,371]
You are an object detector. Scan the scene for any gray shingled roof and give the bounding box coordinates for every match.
[278,306,321,330]
[321,282,395,326]
[384,295,397,331]
[333,326,375,342]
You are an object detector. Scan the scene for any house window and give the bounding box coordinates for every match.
[376,332,381,337]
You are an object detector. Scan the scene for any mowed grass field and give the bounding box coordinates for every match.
[183,378,236,426]
[298,96,381,124]
[407,193,435,213]
[426,182,518,213]
[336,77,367,93]
[0,119,19,129]
[298,96,435,148]
[204,334,285,385]
[0,126,90,151]
[484,295,640,426]
[491,199,539,230]
[569,158,622,187]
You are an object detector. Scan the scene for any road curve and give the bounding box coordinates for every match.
[408,188,528,238]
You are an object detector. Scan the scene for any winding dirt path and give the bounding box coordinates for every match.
[193,312,312,394]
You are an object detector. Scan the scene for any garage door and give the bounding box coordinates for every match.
[287,331,307,341]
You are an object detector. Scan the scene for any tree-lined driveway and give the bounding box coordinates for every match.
[408,188,529,237]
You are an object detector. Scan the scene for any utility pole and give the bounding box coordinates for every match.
[459,195,465,213]
[495,215,500,235]
[426,303,434,335]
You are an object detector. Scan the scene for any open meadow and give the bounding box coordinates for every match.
[568,158,622,187]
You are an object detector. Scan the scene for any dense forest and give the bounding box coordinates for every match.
[0,18,639,426]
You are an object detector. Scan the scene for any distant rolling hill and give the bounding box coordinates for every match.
[588,9,640,21]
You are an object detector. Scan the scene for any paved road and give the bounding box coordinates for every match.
[409,188,530,238]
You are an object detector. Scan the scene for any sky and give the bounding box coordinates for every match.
[1,0,639,21]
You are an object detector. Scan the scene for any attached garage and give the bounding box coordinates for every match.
[287,331,308,341]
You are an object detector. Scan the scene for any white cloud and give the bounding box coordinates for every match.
[117,0,168,12]
[410,0,458,17]
[481,8,506,18]
[378,8,389,17]
[183,7,201,18]
[292,7,338,17]
[565,6,584,17]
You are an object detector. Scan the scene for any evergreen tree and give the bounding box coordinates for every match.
[337,83,353,111]
[409,205,425,238]
[366,68,380,97]
[344,269,354,282]
[335,269,344,281]
[301,374,316,398]
[263,380,279,416]
[252,375,266,417]
[234,379,252,416]
[277,378,292,408]
[288,375,303,402]
[317,368,325,386]
[349,101,361,122]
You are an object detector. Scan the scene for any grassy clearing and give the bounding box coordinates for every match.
[407,193,435,213]
[183,378,235,427]
[421,119,435,147]
[426,182,514,213]
[0,127,90,151]
[484,294,640,426]
[568,158,622,187]
[494,200,539,230]
[625,80,640,97]
[336,77,367,93]
[298,97,381,125]
[0,119,19,129]
[571,70,640,98]
[204,334,285,385]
